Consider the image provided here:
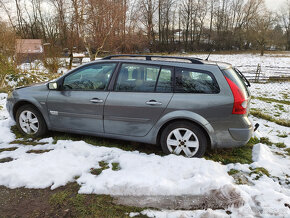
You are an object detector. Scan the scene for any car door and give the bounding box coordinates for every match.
[104,63,173,137]
[46,62,117,133]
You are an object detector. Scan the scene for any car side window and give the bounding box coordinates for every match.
[63,63,116,91]
[115,63,160,92]
[175,67,220,94]
[156,67,173,93]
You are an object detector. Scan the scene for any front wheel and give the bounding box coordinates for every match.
[160,121,207,158]
[16,105,48,137]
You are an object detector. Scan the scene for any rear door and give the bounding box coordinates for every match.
[104,63,173,136]
[169,67,225,124]
[46,62,117,133]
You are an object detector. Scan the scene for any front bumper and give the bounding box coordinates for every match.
[6,97,15,120]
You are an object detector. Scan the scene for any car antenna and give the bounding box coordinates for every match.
[205,49,213,61]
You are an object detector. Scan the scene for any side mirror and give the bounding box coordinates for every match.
[48,82,58,90]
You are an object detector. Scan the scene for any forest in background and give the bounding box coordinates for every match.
[0,0,290,60]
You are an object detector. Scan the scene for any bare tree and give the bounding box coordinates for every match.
[251,10,275,55]
[0,21,17,88]
[0,0,16,31]
[195,0,208,48]
[0,0,288,56]
[139,0,157,51]
[180,0,192,51]
[280,0,290,50]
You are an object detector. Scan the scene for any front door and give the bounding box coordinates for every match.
[47,62,117,133]
[104,63,173,136]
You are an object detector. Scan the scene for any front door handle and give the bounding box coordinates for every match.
[146,100,162,105]
[90,98,104,103]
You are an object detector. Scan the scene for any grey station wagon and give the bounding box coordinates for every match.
[6,55,253,157]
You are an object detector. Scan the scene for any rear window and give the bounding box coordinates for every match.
[222,68,250,97]
[175,67,220,94]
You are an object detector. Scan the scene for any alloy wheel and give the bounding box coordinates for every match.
[166,128,199,157]
[19,110,39,134]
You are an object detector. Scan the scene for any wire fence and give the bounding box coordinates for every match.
[242,65,290,124]
[239,64,290,83]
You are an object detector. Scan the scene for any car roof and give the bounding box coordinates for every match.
[201,60,232,70]
[86,55,233,70]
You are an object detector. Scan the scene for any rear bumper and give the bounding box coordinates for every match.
[212,120,253,149]
[228,127,253,141]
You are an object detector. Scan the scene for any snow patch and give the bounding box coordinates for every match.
[252,143,290,177]
[0,139,233,196]
[141,209,229,218]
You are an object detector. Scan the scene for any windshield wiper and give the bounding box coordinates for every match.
[235,68,251,87]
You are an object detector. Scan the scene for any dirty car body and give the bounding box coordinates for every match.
[6,55,253,157]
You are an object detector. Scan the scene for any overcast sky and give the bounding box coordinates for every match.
[265,0,287,11]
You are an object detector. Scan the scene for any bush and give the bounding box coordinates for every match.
[0,54,18,88]
[42,57,62,74]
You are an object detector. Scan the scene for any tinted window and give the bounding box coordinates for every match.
[115,64,160,92]
[63,63,116,90]
[175,68,219,94]
[156,67,173,93]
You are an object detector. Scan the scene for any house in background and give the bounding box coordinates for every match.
[16,39,43,63]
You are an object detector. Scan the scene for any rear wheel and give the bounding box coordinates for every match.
[160,121,207,158]
[16,105,48,137]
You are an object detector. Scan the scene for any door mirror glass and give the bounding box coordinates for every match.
[48,82,58,90]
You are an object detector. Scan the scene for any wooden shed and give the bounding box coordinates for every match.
[16,39,43,63]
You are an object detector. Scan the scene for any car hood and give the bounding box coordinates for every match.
[15,81,48,90]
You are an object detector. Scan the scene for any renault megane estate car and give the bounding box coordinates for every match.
[6,55,253,157]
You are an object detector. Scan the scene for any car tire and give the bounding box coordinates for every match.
[160,121,207,158]
[16,104,48,137]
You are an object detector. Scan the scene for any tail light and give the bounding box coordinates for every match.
[225,77,247,114]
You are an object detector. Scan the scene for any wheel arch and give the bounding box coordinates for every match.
[13,100,50,128]
[13,100,36,119]
[156,118,214,150]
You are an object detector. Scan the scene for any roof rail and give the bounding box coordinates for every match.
[102,54,204,64]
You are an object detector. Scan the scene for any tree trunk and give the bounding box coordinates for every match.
[260,45,264,56]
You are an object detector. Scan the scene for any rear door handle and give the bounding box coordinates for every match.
[90,98,104,103]
[146,100,162,105]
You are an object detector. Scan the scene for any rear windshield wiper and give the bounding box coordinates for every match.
[234,68,251,87]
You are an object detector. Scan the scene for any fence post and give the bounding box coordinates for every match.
[255,64,261,82]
